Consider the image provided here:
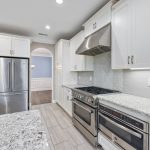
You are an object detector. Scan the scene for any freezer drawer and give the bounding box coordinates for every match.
[0,58,12,93]
[12,58,28,91]
[0,92,28,114]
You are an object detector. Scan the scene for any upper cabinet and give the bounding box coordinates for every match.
[83,1,112,38]
[111,0,132,69]
[0,34,30,58]
[133,0,150,68]
[112,0,150,69]
[70,31,94,71]
[11,37,30,58]
[0,35,12,56]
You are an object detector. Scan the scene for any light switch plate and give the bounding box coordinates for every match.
[147,78,150,87]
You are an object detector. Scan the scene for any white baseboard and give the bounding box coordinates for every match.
[31,78,52,91]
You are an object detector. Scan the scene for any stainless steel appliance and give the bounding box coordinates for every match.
[98,104,149,150]
[72,86,118,146]
[0,57,29,114]
[76,24,111,56]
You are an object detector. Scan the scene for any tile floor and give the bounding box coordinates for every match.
[32,103,103,150]
[31,90,52,105]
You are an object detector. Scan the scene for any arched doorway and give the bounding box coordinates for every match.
[31,47,53,105]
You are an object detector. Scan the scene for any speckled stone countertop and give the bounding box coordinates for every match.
[0,110,49,150]
[62,84,89,89]
[96,93,150,117]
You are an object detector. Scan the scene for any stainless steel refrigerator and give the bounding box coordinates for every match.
[0,57,29,114]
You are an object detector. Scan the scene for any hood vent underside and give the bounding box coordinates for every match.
[76,24,111,56]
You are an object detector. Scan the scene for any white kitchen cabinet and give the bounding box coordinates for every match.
[62,87,72,117]
[111,0,132,69]
[54,39,77,105]
[132,0,150,68]
[112,0,150,69]
[83,1,112,38]
[70,31,94,71]
[11,38,30,58]
[0,34,30,58]
[0,35,11,56]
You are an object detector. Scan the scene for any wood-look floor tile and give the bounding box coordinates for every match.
[66,126,87,145]
[31,103,103,150]
[48,126,69,145]
[55,141,77,150]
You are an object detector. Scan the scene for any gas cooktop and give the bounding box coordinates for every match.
[75,86,119,95]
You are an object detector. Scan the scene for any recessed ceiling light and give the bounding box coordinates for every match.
[45,25,50,30]
[56,0,63,5]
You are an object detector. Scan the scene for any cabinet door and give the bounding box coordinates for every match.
[132,0,150,68]
[95,1,111,30]
[11,38,30,58]
[111,0,132,69]
[63,87,72,117]
[0,35,11,56]
[84,17,96,38]
[70,31,85,71]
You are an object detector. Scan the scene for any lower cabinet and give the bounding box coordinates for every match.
[61,87,72,117]
[98,132,120,150]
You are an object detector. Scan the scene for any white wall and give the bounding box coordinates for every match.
[123,70,150,98]
[31,78,52,91]
[93,52,123,91]
[78,72,93,86]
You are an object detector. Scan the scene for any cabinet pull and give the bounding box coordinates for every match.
[93,22,97,29]
[128,56,130,64]
[131,56,134,64]
[95,22,97,29]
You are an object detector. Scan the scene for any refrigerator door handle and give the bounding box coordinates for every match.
[8,62,11,89]
[12,61,15,90]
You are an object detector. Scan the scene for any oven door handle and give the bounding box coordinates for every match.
[99,112,142,139]
[73,101,93,114]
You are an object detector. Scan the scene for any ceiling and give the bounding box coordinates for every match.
[0,0,109,44]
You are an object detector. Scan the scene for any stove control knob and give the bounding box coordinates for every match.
[87,98,93,103]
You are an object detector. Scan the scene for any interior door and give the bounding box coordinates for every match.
[12,58,28,92]
[0,92,28,114]
[0,58,12,93]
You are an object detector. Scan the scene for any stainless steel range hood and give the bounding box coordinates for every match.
[76,24,111,56]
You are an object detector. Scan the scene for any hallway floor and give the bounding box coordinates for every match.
[31,90,52,105]
[32,103,102,150]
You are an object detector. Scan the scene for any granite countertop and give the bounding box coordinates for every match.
[0,110,49,150]
[62,84,89,89]
[96,93,150,117]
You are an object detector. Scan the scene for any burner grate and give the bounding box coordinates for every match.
[76,86,119,95]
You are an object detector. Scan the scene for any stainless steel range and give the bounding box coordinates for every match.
[72,86,118,146]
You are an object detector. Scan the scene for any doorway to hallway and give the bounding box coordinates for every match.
[31,48,53,105]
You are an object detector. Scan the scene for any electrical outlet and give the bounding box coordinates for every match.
[90,76,93,82]
[148,78,150,87]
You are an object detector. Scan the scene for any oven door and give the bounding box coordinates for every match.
[72,99,97,136]
[98,112,148,150]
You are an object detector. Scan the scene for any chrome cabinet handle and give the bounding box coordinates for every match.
[131,56,134,64]
[128,56,130,64]
[93,22,97,29]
